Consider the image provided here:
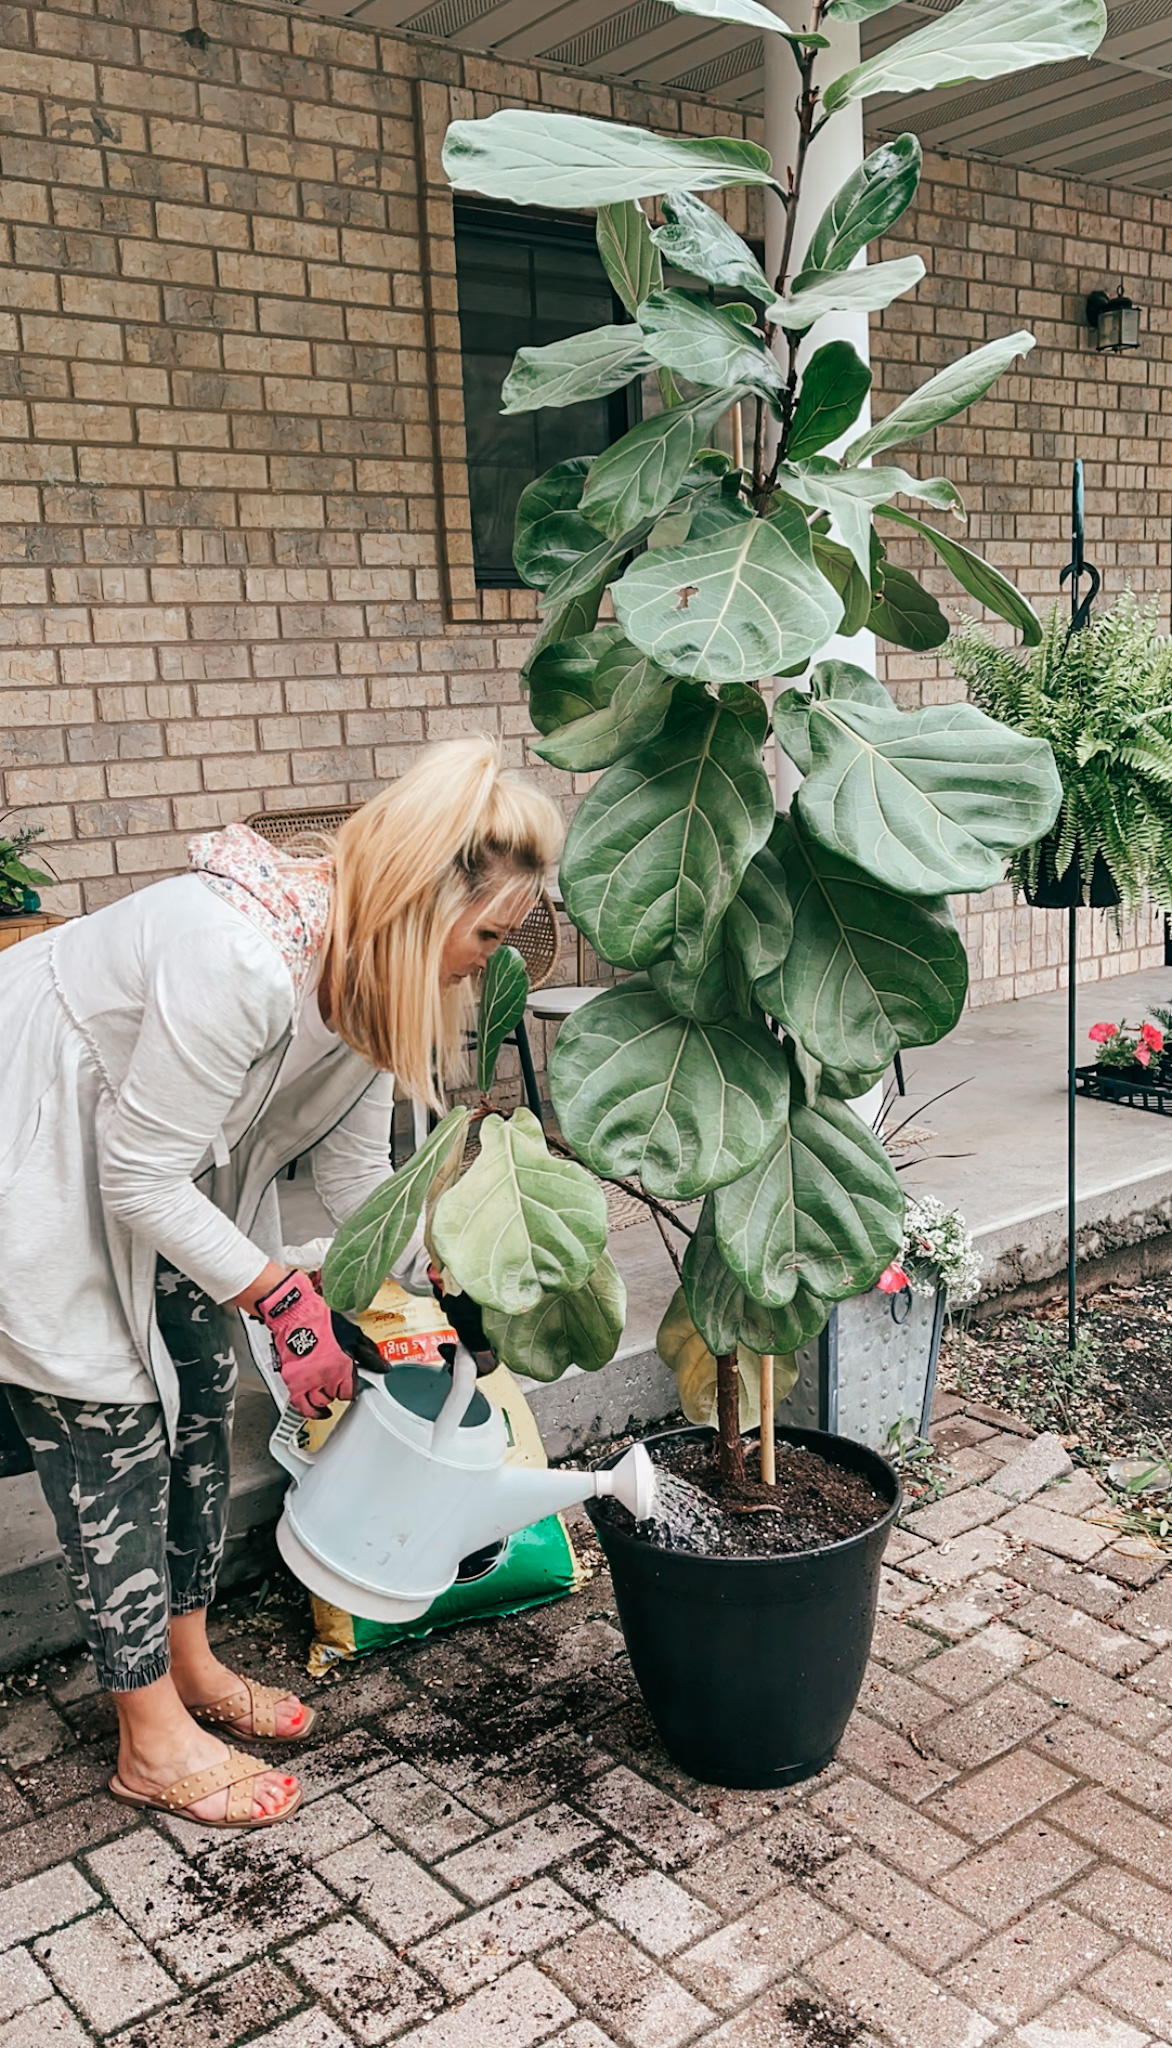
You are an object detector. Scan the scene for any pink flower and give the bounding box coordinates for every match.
[1136,1043,1152,1066]
[1088,1023,1118,1043]
[1142,1023,1165,1052]
[877,1263,910,1295]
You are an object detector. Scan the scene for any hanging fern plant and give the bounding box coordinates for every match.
[952,593,1172,914]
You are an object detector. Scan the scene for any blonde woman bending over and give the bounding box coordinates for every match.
[0,738,562,1830]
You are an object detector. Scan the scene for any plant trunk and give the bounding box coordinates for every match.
[715,1352,746,1485]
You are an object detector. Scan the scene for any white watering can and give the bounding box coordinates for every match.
[255,1341,657,1625]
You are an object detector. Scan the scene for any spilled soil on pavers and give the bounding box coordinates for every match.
[942,1277,1172,1458]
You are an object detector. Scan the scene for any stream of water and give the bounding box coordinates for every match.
[637,1469,724,1553]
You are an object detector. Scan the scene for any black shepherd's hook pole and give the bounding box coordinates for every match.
[1058,459,1100,1352]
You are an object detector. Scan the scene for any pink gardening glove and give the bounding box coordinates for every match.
[256,1270,356,1419]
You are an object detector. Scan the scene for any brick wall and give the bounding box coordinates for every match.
[873,150,1171,999]
[0,0,1164,1006]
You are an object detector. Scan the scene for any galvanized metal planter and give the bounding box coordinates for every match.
[776,1284,947,1452]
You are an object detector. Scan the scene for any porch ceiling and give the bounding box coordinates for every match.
[284,0,1172,193]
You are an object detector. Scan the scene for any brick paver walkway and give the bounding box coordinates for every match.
[3,1398,1172,2048]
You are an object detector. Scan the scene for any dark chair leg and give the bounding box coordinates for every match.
[513,1017,544,1121]
[894,1051,906,1096]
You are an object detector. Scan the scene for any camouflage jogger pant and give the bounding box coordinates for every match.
[5,1262,238,1691]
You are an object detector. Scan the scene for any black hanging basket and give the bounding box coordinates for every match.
[1023,834,1121,910]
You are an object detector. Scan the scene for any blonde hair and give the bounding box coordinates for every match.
[319,736,563,1107]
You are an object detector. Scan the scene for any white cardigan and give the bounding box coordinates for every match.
[0,875,398,1435]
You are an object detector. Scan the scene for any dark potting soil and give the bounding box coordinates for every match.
[599,1437,889,1558]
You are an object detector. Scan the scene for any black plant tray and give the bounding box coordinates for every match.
[1076,1062,1172,1115]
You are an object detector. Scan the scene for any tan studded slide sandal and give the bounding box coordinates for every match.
[189,1675,317,1744]
[109,1747,303,1830]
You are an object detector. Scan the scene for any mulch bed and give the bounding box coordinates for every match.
[941,1275,1172,1462]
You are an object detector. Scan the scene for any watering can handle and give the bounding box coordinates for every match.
[430,1345,479,1452]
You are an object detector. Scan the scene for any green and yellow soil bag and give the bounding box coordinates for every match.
[305,1281,582,1676]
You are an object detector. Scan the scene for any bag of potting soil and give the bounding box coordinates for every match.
[304,1280,583,1677]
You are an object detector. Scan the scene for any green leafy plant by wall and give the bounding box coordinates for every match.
[325,0,1096,1478]
[952,593,1172,912]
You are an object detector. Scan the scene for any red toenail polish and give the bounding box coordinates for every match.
[284,1776,295,1786]
[291,1709,303,1725]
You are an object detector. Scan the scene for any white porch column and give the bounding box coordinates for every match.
[763,7,876,809]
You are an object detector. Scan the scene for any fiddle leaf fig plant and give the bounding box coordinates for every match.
[436,0,1085,1478]
[326,0,1094,1468]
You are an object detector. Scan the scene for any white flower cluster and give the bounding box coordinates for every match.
[900,1195,983,1307]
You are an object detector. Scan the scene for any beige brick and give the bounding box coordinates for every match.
[21,316,122,361]
[3,688,93,727]
[60,277,159,323]
[6,49,96,99]
[148,116,246,170]
[7,762,104,803]
[156,202,251,250]
[216,250,305,297]
[91,608,188,644]
[70,364,169,406]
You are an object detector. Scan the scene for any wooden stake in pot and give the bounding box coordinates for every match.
[759,1355,775,1485]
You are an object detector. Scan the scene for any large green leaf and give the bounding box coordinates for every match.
[773,681,1063,895]
[825,0,908,18]
[522,579,609,680]
[548,976,790,1200]
[580,397,724,541]
[534,639,676,771]
[321,1106,471,1315]
[502,326,652,415]
[680,1196,811,1392]
[772,256,924,333]
[514,459,596,591]
[846,331,1035,463]
[868,562,950,650]
[801,136,922,274]
[811,532,873,638]
[613,496,843,684]
[443,110,774,208]
[777,459,963,578]
[649,938,736,1023]
[525,626,626,732]
[651,190,773,299]
[757,1277,837,1353]
[682,1195,807,1363]
[766,810,968,1074]
[431,1107,608,1315]
[823,0,1106,110]
[596,201,662,315]
[542,526,648,614]
[714,1082,903,1305]
[725,831,793,1004]
[787,342,872,461]
[667,0,826,31]
[658,1285,766,1433]
[477,944,529,1094]
[481,1251,626,1382]
[560,682,773,972]
[638,291,783,408]
[878,504,1043,645]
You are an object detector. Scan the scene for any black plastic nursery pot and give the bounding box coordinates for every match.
[587,1423,900,1790]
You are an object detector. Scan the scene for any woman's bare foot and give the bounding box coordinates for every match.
[169,1607,310,1740]
[113,1674,298,1824]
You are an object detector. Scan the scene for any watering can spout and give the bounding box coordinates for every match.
[472,1443,657,1552]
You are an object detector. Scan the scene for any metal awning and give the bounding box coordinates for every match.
[287,0,1172,192]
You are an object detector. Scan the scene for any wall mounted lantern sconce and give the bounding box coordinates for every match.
[1086,285,1141,354]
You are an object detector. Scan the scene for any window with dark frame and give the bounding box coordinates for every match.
[453,203,640,589]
